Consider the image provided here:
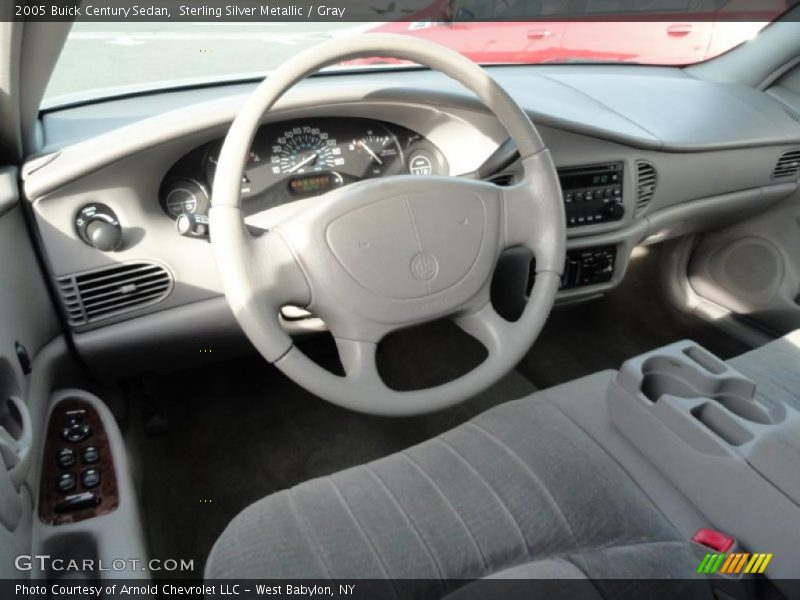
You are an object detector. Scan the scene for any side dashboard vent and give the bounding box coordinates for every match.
[57,261,173,326]
[772,149,800,179]
[635,160,657,216]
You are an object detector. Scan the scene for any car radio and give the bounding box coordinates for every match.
[558,162,624,227]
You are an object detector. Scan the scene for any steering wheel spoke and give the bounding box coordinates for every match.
[249,228,311,307]
[452,303,516,354]
[334,337,385,388]
[501,152,566,275]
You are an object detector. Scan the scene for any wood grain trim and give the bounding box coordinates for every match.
[38,398,119,525]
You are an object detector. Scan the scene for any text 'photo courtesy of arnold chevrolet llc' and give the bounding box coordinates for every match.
[2,0,800,599]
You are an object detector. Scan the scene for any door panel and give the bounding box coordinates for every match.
[0,166,61,575]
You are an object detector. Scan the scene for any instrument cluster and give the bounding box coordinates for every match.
[159,117,447,230]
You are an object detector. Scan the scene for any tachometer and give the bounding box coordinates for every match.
[270,126,344,175]
[205,147,259,194]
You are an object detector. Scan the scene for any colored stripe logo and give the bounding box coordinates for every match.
[697,553,773,574]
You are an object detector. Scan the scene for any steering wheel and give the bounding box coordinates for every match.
[210,34,565,416]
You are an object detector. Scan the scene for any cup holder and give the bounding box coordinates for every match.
[690,403,754,446]
[640,355,774,425]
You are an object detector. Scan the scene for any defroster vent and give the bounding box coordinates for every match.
[57,261,173,326]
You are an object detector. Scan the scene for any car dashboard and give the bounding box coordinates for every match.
[160,117,447,233]
[22,65,800,376]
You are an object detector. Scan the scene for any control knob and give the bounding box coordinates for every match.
[603,202,625,221]
[175,213,209,238]
[593,252,614,274]
[75,203,122,252]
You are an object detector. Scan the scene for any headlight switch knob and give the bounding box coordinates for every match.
[75,203,123,252]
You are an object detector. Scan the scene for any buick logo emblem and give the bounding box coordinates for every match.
[411,253,438,281]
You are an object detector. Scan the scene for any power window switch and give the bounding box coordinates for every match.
[56,473,77,493]
[57,447,76,468]
[81,468,101,489]
[81,446,100,465]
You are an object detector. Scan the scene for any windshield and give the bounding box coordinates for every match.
[44,14,777,106]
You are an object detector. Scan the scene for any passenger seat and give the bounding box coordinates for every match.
[727,329,800,412]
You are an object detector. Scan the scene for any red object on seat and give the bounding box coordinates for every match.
[692,528,735,552]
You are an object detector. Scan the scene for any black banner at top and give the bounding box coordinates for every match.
[9,0,800,22]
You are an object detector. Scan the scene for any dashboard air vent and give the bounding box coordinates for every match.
[57,261,173,326]
[635,160,657,216]
[772,149,800,179]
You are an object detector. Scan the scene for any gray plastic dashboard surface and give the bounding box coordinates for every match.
[39,65,800,158]
[21,61,800,364]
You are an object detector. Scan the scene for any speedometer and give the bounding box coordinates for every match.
[269,126,344,175]
[198,118,435,209]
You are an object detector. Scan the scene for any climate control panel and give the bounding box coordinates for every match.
[561,246,617,289]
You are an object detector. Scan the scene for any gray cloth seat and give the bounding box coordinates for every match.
[206,332,800,594]
[728,329,800,412]
[205,376,706,592]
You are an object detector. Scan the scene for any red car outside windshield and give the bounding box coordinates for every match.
[346,0,788,66]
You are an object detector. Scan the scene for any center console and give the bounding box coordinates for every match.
[607,341,800,585]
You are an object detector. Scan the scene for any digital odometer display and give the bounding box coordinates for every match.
[289,173,336,195]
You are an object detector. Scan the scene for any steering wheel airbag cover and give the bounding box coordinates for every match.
[326,189,486,299]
